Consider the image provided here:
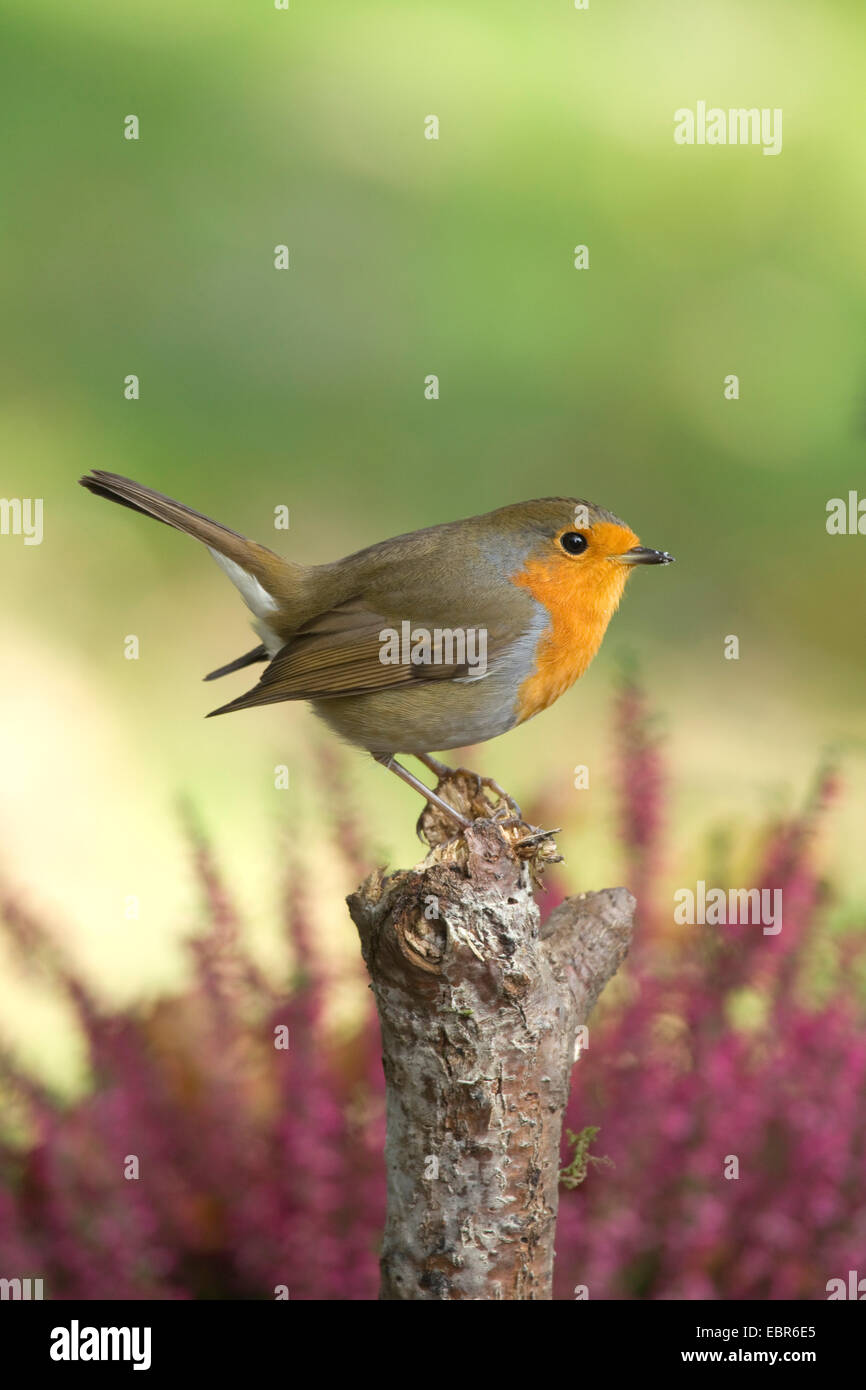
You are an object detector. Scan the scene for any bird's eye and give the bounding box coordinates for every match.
[559,531,588,556]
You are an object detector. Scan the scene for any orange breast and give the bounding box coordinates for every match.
[510,526,635,723]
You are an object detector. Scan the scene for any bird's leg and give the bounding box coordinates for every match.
[415,753,523,822]
[415,752,455,781]
[372,753,471,830]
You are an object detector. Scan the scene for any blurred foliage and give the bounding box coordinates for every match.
[3,1,865,641]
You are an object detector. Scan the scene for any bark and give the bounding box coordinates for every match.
[346,771,635,1301]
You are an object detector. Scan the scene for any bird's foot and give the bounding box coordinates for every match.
[414,767,502,845]
[400,753,560,875]
[415,755,523,823]
[412,763,557,864]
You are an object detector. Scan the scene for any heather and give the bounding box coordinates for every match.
[1,683,864,1300]
[554,680,865,1300]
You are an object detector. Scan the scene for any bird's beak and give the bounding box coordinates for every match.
[615,546,675,566]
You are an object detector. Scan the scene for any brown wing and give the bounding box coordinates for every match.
[206,598,474,716]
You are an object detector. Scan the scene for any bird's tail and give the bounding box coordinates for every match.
[79,470,303,636]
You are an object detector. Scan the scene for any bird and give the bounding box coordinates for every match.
[79,471,674,829]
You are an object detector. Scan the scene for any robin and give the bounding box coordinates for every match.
[79,472,674,829]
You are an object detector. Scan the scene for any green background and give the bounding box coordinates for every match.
[2,0,864,1086]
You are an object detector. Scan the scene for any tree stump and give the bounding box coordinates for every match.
[346,770,635,1301]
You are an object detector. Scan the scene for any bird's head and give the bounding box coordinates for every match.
[484,497,674,621]
[475,498,674,719]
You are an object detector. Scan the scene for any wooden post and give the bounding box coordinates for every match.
[346,771,635,1301]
